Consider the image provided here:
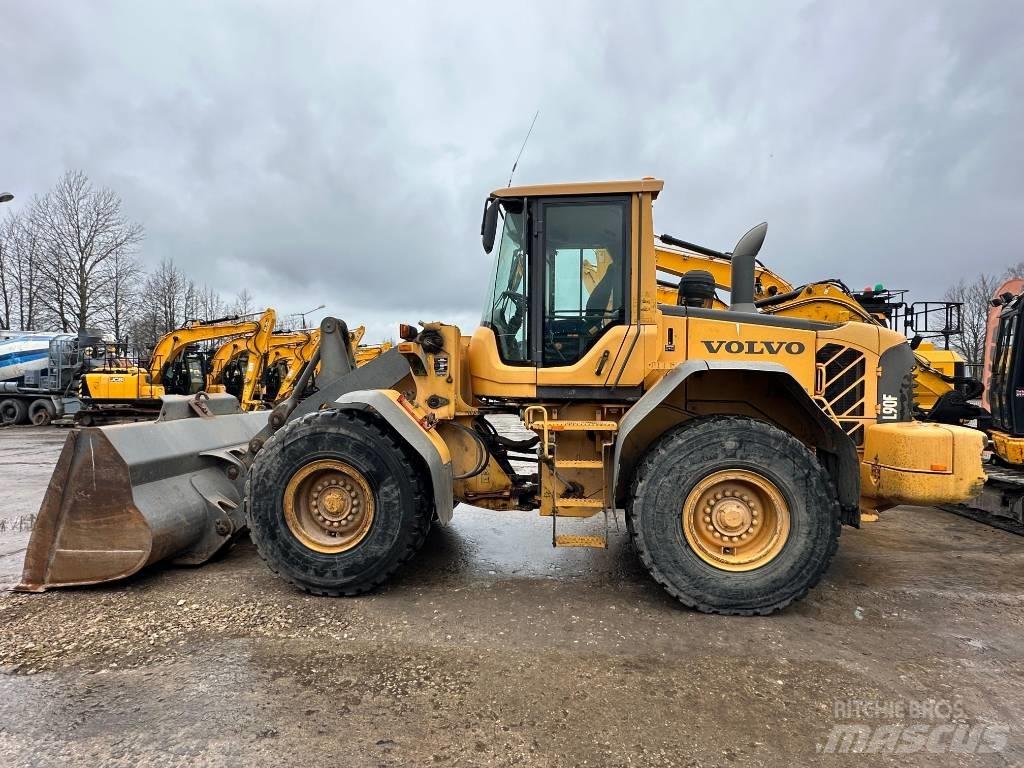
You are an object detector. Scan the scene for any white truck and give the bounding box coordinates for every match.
[0,331,106,425]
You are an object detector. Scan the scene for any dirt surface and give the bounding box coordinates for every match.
[0,425,1022,767]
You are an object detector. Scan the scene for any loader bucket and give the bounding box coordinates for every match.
[17,395,268,591]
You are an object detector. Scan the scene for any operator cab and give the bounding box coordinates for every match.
[472,179,664,400]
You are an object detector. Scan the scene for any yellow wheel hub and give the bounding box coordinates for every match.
[681,469,791,571]
[283,459,375,554]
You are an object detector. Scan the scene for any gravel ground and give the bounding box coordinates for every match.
[0,424,1022,767]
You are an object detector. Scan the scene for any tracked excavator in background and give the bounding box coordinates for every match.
[261,329,322,403]
[18,178,986,615]
[946,284,1024,534]
[262,327,393,404]
[201,312,280,410]
[76,310,278,424]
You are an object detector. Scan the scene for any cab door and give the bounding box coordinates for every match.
[532,195,640,397]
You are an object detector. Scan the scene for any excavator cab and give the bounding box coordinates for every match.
[988,291,1024,458]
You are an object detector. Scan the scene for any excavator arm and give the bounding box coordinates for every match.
[272,326,381,403]
[150,310,275,386]
[654,243,793,304]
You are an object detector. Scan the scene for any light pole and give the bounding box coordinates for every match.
[298,303,326,329]
[0,193,13,204]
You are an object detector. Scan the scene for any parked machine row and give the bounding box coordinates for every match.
[1,316,392,427]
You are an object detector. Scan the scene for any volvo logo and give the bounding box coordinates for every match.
[701,340,806,355]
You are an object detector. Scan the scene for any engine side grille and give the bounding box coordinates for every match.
[816,343,867,445]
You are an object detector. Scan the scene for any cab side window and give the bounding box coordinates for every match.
[542,201,628,366]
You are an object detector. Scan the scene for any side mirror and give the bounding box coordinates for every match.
[481,197,500,254]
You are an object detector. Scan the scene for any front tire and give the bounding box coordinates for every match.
[248,408,432,596]
[627,416,840,615]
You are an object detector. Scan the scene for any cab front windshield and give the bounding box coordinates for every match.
[483,203,529,362]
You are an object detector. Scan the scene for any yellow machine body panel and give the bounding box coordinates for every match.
[82,368,164,400]
[911,343,962,411]
[860,421,986,508]
[989,429,1024,466]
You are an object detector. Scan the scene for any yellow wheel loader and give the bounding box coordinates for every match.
[19,179,985,615]
[77,309,277,423]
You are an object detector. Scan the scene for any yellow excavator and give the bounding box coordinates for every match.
[262,329,321,403]
[77,309,277,424]
[202,312,280,410]
[19,178,985,615]
[262,327,394,404]
[946,285,1024,533]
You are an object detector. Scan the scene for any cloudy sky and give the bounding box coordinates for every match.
[2,1,1021,341]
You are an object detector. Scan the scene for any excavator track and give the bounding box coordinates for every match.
[941,463,1024,536]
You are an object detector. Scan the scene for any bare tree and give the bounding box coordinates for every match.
[945,273,1002,368]
[943,262,1024,371]
[97,248,143,340]
[131,258,186,351]
[2,209,44,331]
[196,284,224,322]
[33,170,144,332]
[0,215,13,330]
[231,288,255,317]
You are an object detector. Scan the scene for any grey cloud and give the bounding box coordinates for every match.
[2,0,1021,341]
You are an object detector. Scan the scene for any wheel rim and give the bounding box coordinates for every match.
[681,469,791,572]
[283,459,375,554]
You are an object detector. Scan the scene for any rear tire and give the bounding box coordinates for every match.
[0,399,28,426]
[29,399,56,426]
[627,416,840,615]
[247,408,433,596]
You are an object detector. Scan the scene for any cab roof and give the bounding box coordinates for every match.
[491,178,663,199]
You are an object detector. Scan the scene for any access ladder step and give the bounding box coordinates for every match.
[554,534,607,549]
[540,420,618,432]
[553,459,605,469]
[556,497,604,508]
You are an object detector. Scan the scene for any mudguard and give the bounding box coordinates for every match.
[333,389,455,525]
[613,360,862,519]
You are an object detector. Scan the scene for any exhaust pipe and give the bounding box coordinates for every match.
[729,222,768,313]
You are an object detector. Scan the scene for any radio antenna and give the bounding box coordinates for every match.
[507,110,539,187]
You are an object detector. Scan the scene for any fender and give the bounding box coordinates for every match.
[613,360,861,524]
[334,389,455,525]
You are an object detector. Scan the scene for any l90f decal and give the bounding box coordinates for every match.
[880,394,899,420]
